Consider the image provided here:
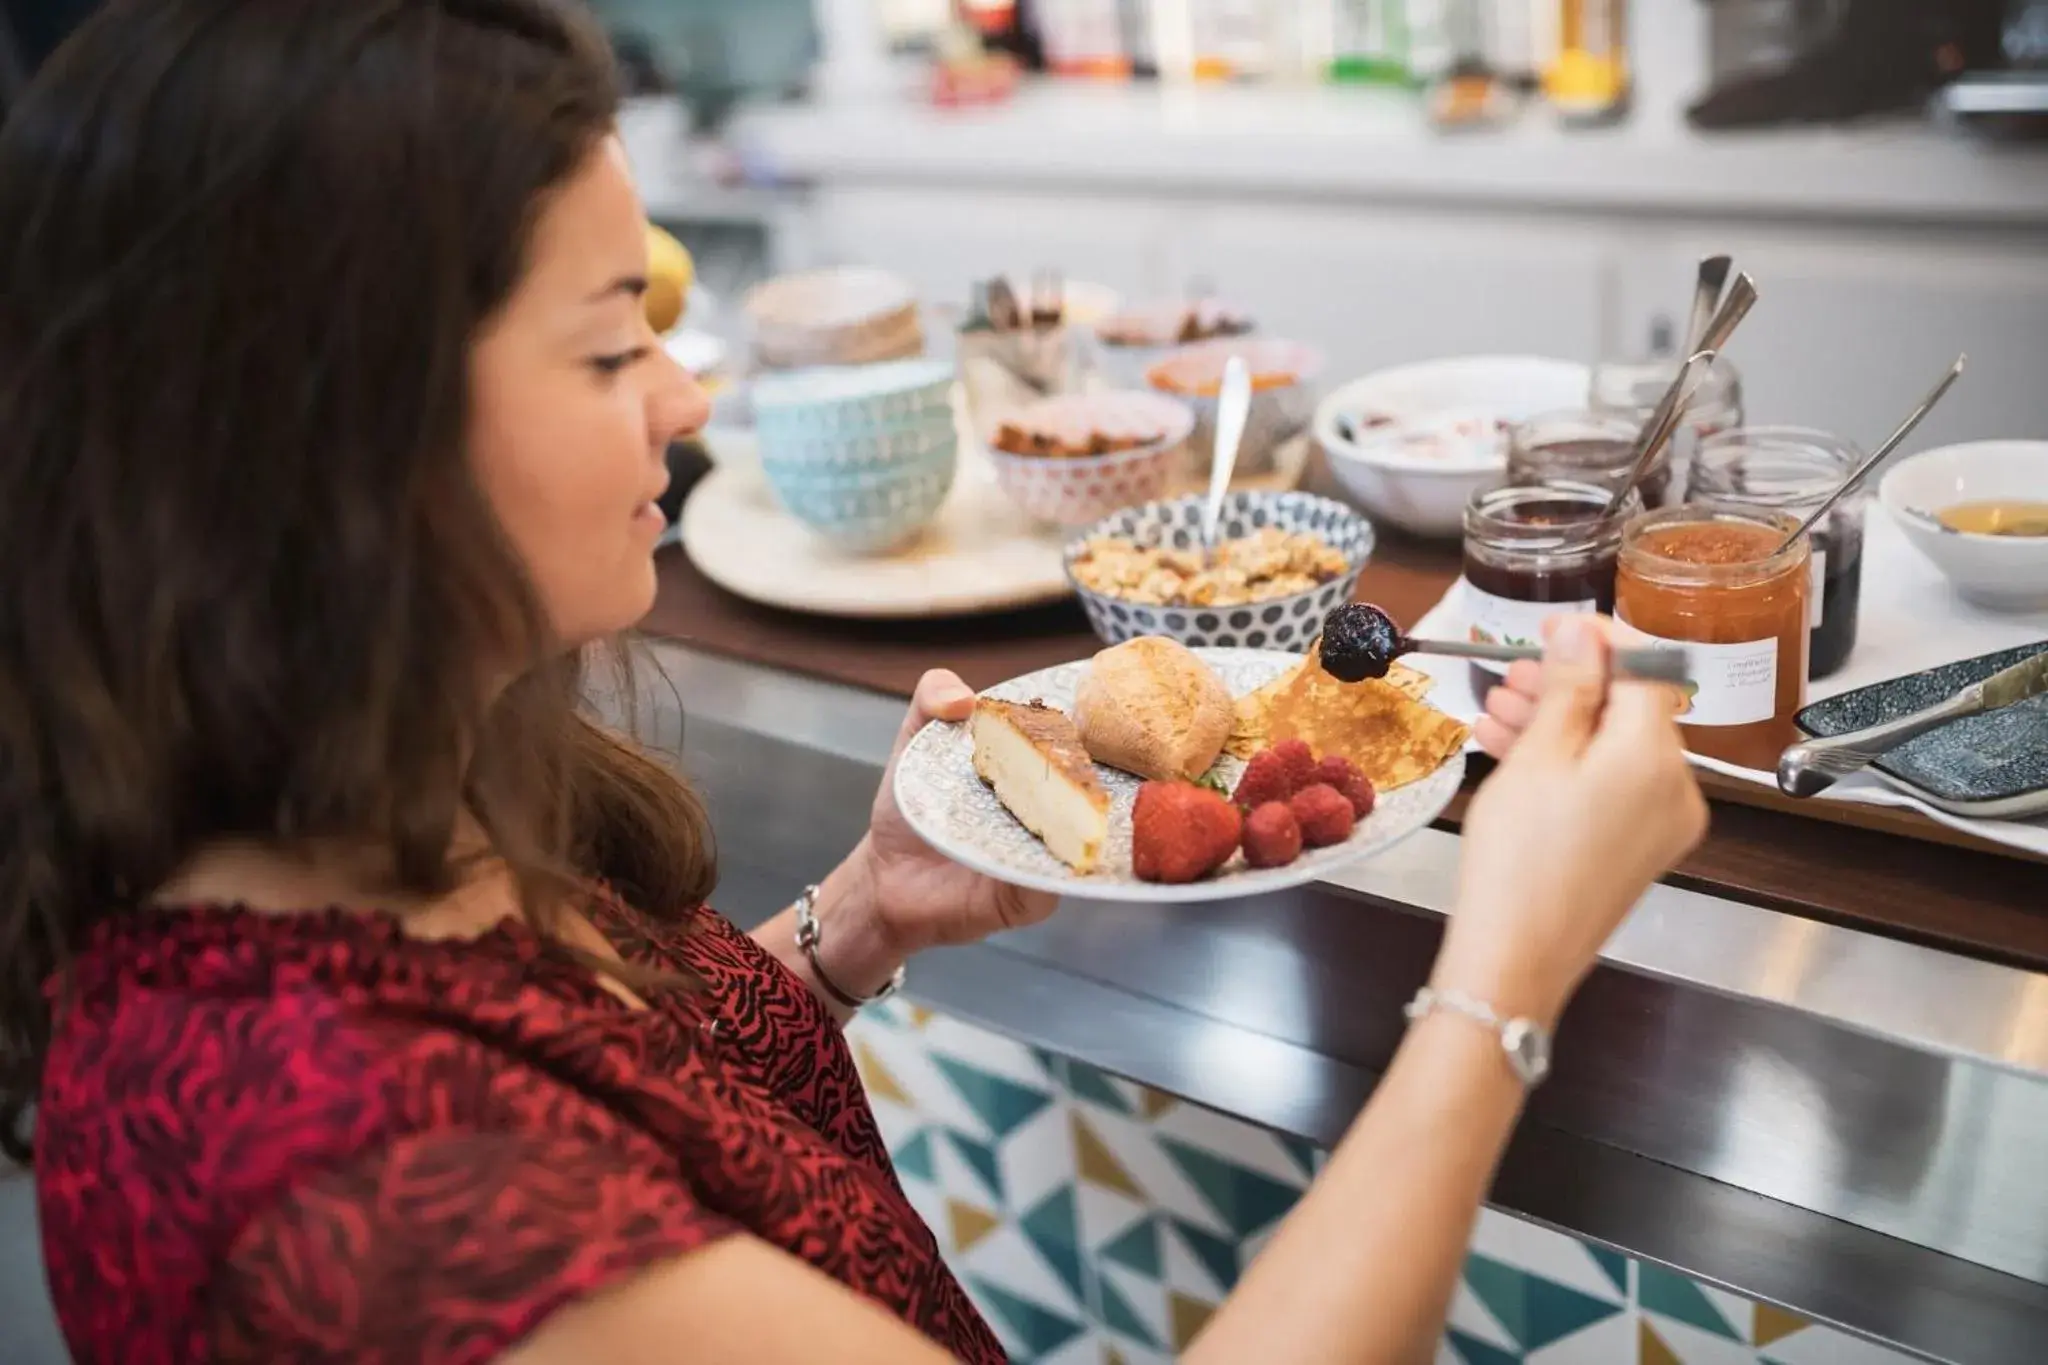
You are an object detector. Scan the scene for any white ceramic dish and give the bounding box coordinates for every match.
[1315,356,1591,538]
[1147,337,1325,481]
[1880,440,2048,613]
[983,390,1196,528]
[893,648,1465,903]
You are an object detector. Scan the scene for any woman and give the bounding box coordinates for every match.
[0,2,1706,1362]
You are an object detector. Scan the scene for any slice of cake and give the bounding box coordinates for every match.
[970,699,1112,874]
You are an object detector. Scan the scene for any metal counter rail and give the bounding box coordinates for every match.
[635,642,2048,1364]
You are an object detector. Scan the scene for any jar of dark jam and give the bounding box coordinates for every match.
[1461,479,1642,696]
[1506,409,1676,509]
[1689,427,1864,680]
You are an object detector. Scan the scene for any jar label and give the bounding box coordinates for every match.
[1808,548,1826,629]
[1617,620,1779,728]
[1464,585,1598,675]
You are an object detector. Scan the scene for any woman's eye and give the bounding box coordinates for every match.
[590,346,650,377]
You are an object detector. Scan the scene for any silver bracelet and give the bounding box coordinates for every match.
[1404,986,1552,1088]
[793,883,906,1011]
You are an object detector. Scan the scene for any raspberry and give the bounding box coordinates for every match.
[1241,802,1304,869]
[1132,781,1244,884]
[1268,739,1316,794]
[1312,756,1376,820]
[1232,748,1297,809]
[1289,783,1356,847]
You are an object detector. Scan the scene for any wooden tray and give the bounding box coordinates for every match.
[680,431,1312,621]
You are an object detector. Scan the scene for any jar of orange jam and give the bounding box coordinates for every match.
[1615,506,1811,770]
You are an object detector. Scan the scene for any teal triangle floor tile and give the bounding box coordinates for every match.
[1464,1254,1622,1354]
[1584,1245,1629,1299]
[1066,1060,1135,1115]
[1021,1187,1086,1300]
[1031,1049,1069,1089]
[1096,1268,1162,1350]
[1167,1216,1241,1297]
[1447,1327,1525,1365]
[895,1129,937,1184]
[1276,1133,1321,1181]
[944,1128,1006,1207]
[1100,1216,1162,1279]
[970,1276,1088,1362]
[935,1055,1056,1141]
[1159,1136,1301,1240]
[1638,1263,1742,1342]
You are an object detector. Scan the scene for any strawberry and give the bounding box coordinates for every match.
[1132,781,1243,884]
[1241,802,1304,869]
[1312,756,1377,820]
[1289,783,1356,848]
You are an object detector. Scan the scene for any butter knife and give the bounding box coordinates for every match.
[1777,650,2048,798]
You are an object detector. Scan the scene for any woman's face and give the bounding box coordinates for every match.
[468,136,707,649]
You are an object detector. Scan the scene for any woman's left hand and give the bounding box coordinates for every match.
[846,670,1059,956]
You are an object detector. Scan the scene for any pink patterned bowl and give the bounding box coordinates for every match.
[984,391,1196,528]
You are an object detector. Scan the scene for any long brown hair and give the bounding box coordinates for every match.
[0,0,716,1161]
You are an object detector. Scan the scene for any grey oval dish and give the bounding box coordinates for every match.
[1794,642,2048,817]
[1062,492,1375,652]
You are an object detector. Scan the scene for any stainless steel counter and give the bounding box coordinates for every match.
[639,641,2048,1364]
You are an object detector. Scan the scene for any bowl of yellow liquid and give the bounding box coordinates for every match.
[1881,440,2048,612]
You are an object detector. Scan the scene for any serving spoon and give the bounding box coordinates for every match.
[1199,355,1252,557]
[1318,604,1692,686]
[1602,272,1759,520]
[1768,353,1967,556]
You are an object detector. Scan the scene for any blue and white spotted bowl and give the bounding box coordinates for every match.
[1064,492,1375,651]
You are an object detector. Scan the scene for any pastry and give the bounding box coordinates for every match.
[1072,638,1235,783]
[970,699,1111,874]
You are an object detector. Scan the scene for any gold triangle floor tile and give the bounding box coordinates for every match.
[1754,1304,1809,1349]
[1072,1112,1146,1201]
[948,1199,1001,1255]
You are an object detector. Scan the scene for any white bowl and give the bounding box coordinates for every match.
[983,390,1196,527]
[1315,355,1591,538]
[1879,440,2048,613]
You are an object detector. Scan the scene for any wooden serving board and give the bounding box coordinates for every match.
[679,431,1313,621]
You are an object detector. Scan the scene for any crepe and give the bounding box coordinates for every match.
[1228,654,1467,790]
[1228,653,1432,756]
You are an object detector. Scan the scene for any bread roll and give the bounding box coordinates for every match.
[1073,637,1235,782]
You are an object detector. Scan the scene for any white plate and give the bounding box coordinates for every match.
[893,648,1466,903]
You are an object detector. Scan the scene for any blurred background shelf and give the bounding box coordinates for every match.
[725,80,2048,223]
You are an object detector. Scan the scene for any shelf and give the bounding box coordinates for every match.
[724,82,2048,226]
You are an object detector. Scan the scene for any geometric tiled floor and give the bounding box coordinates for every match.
[849,1000,1921,1365]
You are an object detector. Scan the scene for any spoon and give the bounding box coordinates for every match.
[1601,271,1758,518]
[1200,355,1252,556]
[1599,347,1717,520]
[1318,604,1692,686]
[1769,353,1968,556]
[1683,255,1733,355]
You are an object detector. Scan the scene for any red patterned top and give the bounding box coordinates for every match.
[34,898,1006,1364]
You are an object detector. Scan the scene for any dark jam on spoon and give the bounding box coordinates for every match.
[1320,603,1404,683]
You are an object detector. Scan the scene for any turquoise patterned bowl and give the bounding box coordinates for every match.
[753,358,956,438]
[755,360,963,554]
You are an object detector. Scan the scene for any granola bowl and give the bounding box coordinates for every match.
[1064,491,1374,651]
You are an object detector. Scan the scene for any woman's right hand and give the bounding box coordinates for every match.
[1435,616,1708,1027]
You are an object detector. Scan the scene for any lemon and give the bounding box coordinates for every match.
[644,223,694,334]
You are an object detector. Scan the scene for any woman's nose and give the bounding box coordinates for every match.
[651,350,712,446]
